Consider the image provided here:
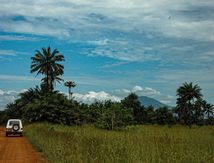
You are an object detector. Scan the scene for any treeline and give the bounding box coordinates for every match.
[0,86,213,130]
[0,47,213,129]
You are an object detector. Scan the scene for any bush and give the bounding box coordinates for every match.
[95,103,133,130]
[23,93,83,125]
[155,107,176,125]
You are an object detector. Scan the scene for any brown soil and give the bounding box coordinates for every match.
[0,127,47,163]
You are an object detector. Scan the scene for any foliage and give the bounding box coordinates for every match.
[64,81,76,100]
[203,101,214,125]
[121,93,143,124]
[1,90,213,128]
[31,46,64,92]
[144,106,156,124]
[23,93,83,125]
[95,102,133,130]
[0,86,84,126]
[176,82,203,127]
[155,107,175,125]
[25,123,214,163]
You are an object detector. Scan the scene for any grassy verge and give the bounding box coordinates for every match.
[25,123,214,163]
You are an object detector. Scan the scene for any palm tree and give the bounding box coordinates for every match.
[203,102,214,120]
[31,46,64,92]
[41,74,64,91]
[176,82,202,126]
[64,81,76,100]
[177,82,202,103]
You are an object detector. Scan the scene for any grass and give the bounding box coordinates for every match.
[25,123,214,163]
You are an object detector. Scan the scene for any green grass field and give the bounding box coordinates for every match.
[25,123,214,163]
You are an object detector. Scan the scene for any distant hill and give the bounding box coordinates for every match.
[138,96,166,108]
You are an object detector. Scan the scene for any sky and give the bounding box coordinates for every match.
[0,0,214,110]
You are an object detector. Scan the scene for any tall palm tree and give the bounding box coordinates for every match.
[64,81,76,100]
[31,46,64,92]
[177,82,202,103]
[176,82,202,126]
[41,74,64,91]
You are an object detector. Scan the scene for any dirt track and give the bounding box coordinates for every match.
[0,127,47,163]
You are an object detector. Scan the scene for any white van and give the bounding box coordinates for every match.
[5,119,23,137]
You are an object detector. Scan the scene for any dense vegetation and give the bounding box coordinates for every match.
[25,123,214,163]
[0,47,213,129]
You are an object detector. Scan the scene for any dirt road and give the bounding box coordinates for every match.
[0,127,47,163]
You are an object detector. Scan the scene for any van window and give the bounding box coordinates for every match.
[9,121,20,126]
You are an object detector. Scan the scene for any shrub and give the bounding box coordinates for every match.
[23,93,83,125]
[95,103,133,130]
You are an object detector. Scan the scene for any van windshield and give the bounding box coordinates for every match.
[9,121,20,126]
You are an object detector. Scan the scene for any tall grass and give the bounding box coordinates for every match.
[25,123,214,163]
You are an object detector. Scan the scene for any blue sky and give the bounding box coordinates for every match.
[0,0,214,109]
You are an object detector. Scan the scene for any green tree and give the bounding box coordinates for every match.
[96,103,133,130]
[176,82,202,127]
[23,92,83,125]
[145,106,156,124]
[3,86,48,123]
[203,102,213,119]
[155,107,175,125]
[64,81,76,100]
[121,93,142,124]
[203,101,214,124]
[193,98,205,125]
[31,46,64,92]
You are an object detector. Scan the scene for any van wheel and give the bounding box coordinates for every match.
[12,124,20,131]
[6,133,8,137]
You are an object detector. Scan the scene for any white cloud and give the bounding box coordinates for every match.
[101,61,129,69]
[132,86,143,92]
[0,89,4,95]
[159,100,172,105]
[0,50,31,61]
[0,0,213,105]
[0,89,34,110]
[0,50,17,56]
[0,86,174,110]
[127,85,161,96]
[0,0,213,67]
[114,85,175,105]
[73,91,121,104]
[0,0,213,42]
[20,89,28,93]
[87,39,110,46]
[0,74,40,82]
[0,35,42,41]
[144,87,161,96]
[0,89,20,110]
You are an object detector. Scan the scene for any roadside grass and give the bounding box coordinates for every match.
[25,123,214,163]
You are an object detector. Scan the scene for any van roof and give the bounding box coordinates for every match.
[8,119,22,121]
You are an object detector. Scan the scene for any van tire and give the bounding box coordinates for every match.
[12,124,20,131]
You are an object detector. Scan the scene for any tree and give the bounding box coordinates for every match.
[2,86,48,123]
[31,46,64,92]
[203,101,214,124]
[121,93,142,124]
[145,106,156,124]
[176,82,202,127]
[23,92,83,125]
[193,98,205,125]
[64,81,76,100]
[96,103,133,130]
[155,107,175,125]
